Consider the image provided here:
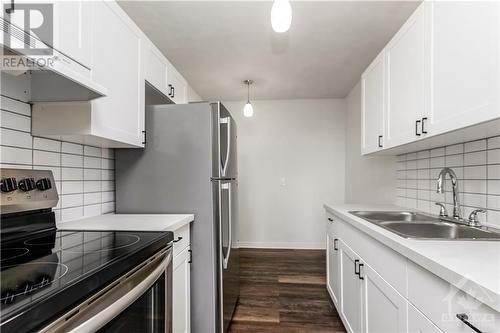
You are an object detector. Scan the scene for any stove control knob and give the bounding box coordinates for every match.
[36,178,52,191]
[18,178,35,192]
[0,177,18,192]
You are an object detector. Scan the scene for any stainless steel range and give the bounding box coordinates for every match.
[0,169,174,333]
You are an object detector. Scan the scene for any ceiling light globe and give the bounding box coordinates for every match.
[271,0,292,33]
[243,102,254,117]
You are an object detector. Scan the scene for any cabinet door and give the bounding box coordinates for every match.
[428,1,500,135]
[339,240,363,333]
[326,222,340,308]
[90,1,144,147]
[145,43,169,97]
[361,50,385,154]
[173,247,191,333]
[361,262,407,333]
[53,0,92,69]
[385,3,429,148]
[408,303,442,333]
[167,64,187,104]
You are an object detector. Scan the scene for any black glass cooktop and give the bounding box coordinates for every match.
[0,226,172,333]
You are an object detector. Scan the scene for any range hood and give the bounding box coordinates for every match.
[1,18,107,102]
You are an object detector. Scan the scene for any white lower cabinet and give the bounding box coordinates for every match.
[173,246,191,333]
[326,216,340,308]
[408,303,442,333]
[326,211,500,333]
[361,262,407,333]
[339,240,363,333]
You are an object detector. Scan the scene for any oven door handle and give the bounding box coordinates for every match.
[40,249,172,333]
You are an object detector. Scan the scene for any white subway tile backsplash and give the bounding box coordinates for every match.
[488,149,500,164]
[445,144,463,155]
[1,128,32,149]
[397,136,500,228]
[465,139,486,153]
[1,110,31,132]
[34,150,60,166]
[488,136,500,149]
[61,154,83,168]
[62,142,83,155]
[62,168,83,181]
[33,137,60,152]
[1,146,32,165]
[1,87,115,224]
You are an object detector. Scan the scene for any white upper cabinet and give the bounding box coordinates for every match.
[167,63,188,104]
[90,1,144,147]
[428,1,500,136]
[361,50,385,154]
[385,3,429,148]
[144,41,169,97]
[52,0,92,70]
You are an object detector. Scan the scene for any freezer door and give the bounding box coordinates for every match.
[213,103,238,179]
[214,179,239,333]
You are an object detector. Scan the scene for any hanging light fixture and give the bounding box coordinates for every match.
[243,80,254,118]
[271,0,292,33]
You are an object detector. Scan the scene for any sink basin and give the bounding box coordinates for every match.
[379,221,500,240]
[348,211,500,240]
[350,211,440,222]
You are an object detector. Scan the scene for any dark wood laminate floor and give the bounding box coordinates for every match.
[228,249,346,333]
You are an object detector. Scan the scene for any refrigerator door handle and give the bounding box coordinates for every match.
[220,117,231,177]
[221,182,232,270]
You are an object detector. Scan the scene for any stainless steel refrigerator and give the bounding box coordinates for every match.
[115,102,239,333]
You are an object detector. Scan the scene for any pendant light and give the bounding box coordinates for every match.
[271,0,292,33]
[243,80,254,118]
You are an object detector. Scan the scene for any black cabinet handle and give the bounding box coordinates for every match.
[354,259,360,276]
[422,117,428,134]
[173,236,183,243]
[171,86,175,98]
[456,314,483,333]
[358,263,364,280]
[188,249,192,264]
[415,120,421,136]
[168,84,173,97]
[327,217,333,222]
[142,130,146,145]
[333,238,338,251]
[5,0,14,14]
[378,135,383,148]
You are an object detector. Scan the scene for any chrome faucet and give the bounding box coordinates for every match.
[436,167,461,219]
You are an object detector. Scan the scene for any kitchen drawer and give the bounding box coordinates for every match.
[408,260,500,333]
[173,224,190,256]
[336,217,407,296]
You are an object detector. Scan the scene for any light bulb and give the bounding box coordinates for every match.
[243,102,254,117]
[271,0,292,33]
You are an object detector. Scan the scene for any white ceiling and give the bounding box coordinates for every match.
[119,1,420,101]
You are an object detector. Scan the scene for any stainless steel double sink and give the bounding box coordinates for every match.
[349,211,500,240]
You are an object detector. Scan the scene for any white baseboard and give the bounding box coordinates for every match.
[236,241,325,250]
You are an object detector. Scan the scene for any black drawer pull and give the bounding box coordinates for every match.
[415,120,421,136]
[327,217,333,222]
[358,263,364,280]
[173,236,183,243]
[188,249,192,263]
[378,135,383,148]
[333,238,339,251]
[456,314,483,333]
[422,117,428,134]
[354,259,360,276]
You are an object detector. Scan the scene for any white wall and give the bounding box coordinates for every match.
[344,82,397,204]
[224,99,346,249]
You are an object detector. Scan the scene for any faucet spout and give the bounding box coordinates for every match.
[436,167,461,219]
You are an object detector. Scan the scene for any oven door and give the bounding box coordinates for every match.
[40,248,172,333]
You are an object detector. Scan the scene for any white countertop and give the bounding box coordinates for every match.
[324,203,500,312]
[57,213,194,232]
